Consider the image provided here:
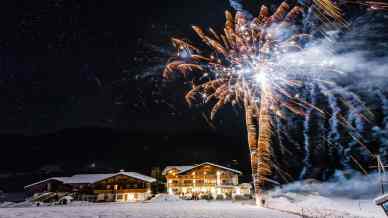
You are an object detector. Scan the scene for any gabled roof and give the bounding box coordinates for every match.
[375,193,388,205]
[66,172,156,184]
[163,162,242,175]
[25,172,156,189]
[24,177,70,189]
[162,165,195,175]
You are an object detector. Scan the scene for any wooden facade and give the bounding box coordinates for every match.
[163,162,251,200]
[92,174,151,202]
[25,172,156,203]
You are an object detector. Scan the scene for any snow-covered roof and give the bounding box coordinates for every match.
[180,162,242,175]
[374,193,388,205]
[25,172,156,189]
[163,162,242,175]
[66,172,156,184]
[162,166,195,175]
[24,177,70,189]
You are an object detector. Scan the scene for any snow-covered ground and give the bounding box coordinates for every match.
[0,197,384,218]
[0,201,299,218]
[0,171,385,218]
[268,194,385,218]
[147,193,181,202]
[267,171,386,218]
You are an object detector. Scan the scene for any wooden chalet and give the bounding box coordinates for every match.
[163,162,251,199]
[25,171,156,202]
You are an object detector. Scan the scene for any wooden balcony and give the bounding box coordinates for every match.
[94,188,148,194]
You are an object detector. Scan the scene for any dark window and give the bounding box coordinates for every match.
[382,202,388,212]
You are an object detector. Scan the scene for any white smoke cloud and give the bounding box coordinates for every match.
[270,170,384,199]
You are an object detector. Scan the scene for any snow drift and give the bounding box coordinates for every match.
[268,171,386,218]
[148,193,181,202]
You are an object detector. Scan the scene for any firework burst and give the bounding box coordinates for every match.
[163,0,384,204]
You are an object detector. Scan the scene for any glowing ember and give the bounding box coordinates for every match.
[163,0,382,205]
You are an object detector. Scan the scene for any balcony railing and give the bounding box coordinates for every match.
[168,182,236,187]
[94,188,148,194]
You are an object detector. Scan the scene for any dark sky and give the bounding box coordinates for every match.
[3,0,234,134]
[0,0,375,192]
[0,0,267,190]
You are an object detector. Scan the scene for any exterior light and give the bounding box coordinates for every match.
[236,187,241,195]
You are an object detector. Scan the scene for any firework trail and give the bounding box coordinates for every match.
[228,0,252,19]
[377,90,388,129]
[162,0,388,204]
[346,1,388,11]
[376,90,388,162]
[300,84,318,179]
[342,89,367,169]
[318,83,341,164]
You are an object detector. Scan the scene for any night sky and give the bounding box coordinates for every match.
[0,0,268,191]
[0,0,380,192]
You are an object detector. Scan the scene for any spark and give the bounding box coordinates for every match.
[163,0,380,205]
